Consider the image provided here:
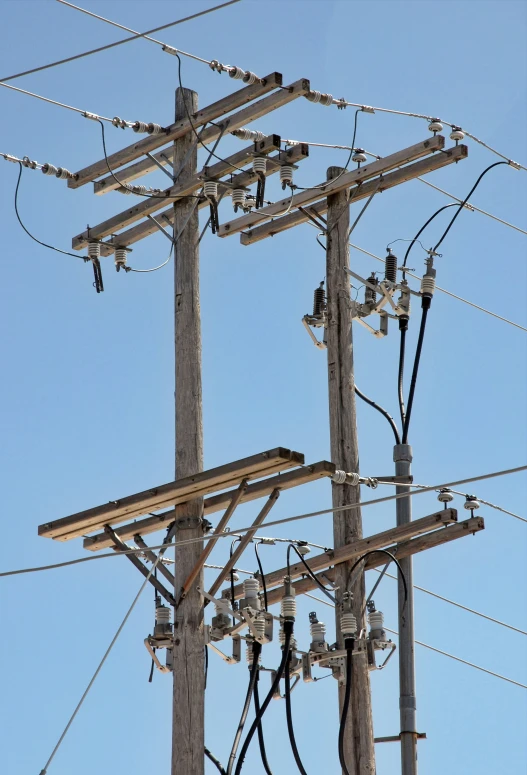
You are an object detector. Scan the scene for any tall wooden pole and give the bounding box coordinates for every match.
[326,167,375,775]
[172,87,205,775]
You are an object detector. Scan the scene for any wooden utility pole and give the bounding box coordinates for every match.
[326,166,375,775]
[172,87,205,775]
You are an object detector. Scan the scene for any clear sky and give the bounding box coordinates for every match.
[1,1,526,774]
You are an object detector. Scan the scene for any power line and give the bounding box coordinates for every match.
[379,571,527,636]
[1,1,240,83]
[0,80,114,121]
[348,242,527,333]
[384,627,527,690]
[2,464,525,579]
[38,543,170,775]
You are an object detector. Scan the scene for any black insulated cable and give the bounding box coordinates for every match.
[402,301,430,444]
[254,542,268,611]
[227,640,262,774]
[347,549,408,611]
[338,639,355,775]
[397,325,407,427]
[234,621,294,775]
[205,747,227,775]
[355,385,401,445]
[285,651,309,775]
[254,671,274,775]
[288,543,337,605]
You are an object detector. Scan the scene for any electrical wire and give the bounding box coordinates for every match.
[338,641,354,775]
[13,163,84,260]
[288,544,337,605]
[227,641,262,775]
[384,627,527,689]
[254,671,274,775]
[37,539,172,775]
[355,385,401,444]
[432,162,509,252]
[378,570,527,636]
[349,242,527,333]
[347,550,408,611]
[397,328,407,427]
[284,651,309,775]
[401,303,428,445]
[3,465,525,579]
[234,622,293,775]
[205,747,227,775]
[1,2,238,82]
[254,542,268,611]
[402,203,457,279]
[0,80,114,121]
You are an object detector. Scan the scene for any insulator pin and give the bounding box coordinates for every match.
[385,248,397,284]
[450,126,465,143]
[280,164,294,190]
[41,163,58,176]
[464,495,480,511]
[352,149,367,165]
[428,118,444,134]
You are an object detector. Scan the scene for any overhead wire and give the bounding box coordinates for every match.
[227,641,262,775]
[355,385,401,444]
[254,541,268,611]
[338,642,354,775]
[37,536,173,775]
[253,669,274,775]
[287,543,337,605]
[205,747,227,775]
[284,650,309,775]
[349,242,527,333]
[1,1,239,82]
[2,466,525,579]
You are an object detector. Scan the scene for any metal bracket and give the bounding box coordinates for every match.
[302,315,327,350]
[145,151,175,181]
[146,214,174,243]
[175,514,203,530]
[144,638,172,674]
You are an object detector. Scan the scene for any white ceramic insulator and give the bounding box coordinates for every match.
[133,121,149,134]
[280,165,294,186]
[310,620,326,643]
[41,163,58,176]
[118,186,133,195]
[156,605,171,624]
[229,65,245,80]
[368,610,384,632]
[464,498,480,511]
[281,594,297,620]
[352,151,367,164]
[428,119,443,133]
[88,242,101,260]
[279,628,297,651]
[132,185,148,196]
[203,180,219,200]
[253,156,267,174]
[296,545,310,556]
[243,577,260,601]
[341,612,357,638]
[348,472,361,486]
[243,71,259,85]
[232,189,246,208]
[114,248,128,268]
[56,167,73,180]
[306,91,333,106]
[421,274,436,296]
[253,614,266,640]
[450,127,465,142]
[332,469,347,484]
[148,123,164,135]
[438,489,454,503]
[232,128,266,142]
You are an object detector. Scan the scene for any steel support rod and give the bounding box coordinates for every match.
[172,86,205,775]
[133,534,175,587]
[326,166,375,775]
[394,443,418,775]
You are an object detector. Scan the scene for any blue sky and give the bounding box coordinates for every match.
[1,1,526,773]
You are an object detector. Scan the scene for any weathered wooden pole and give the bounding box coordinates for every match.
[326,166,376,775]
[172,86,205,775]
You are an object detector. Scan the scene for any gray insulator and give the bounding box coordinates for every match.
[352,149,367,165]
[421,272,436,297]
[133,121,149,134]
[232,189,246,211]
[114,248,128,271]
[306,90,333,106]
[56,167,73,180]
[118,186,133,195]
[131,185,148,196]
[313,282,326,317]
[464,495,480,511]
[148,123,164,135]
[385,249,397,283]
[232,128,266,142]
[450,126,465,143]
[41,163,58,176]
[296,544,310,556]
[437,488,454,503]
[87,242,101,260]
[428,118,444,134]
[340,611,357,638]
[280,164,294,189]
[365,273,377,306]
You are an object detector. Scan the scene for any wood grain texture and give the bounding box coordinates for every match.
[240,145,468,245]
[69,72,283,189]
[172,87,204,775]
[39,448,302,540]
[217,135,445,238]
[82,460,334,551]
[326,167,374,775]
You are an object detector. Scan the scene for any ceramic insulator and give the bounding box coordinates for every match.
[148,123,164,135]
[156,605,171,624]
[243,577,260,601]
[87,242,101,260]
[133,121,149,134]
[252,156,267,174]
[341,612,357,638]
[229,66,245,80]
[56,167,73,180]
[246,641,262,664]
[280,164,294,187]
[368,610,384,632]
[281,594,296,620]
[310,619,326,643]
[421,274,436,296]
[203,180,218,200]
[242,71,259,85]
[232,189,246,208]
[41,163,58,176]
